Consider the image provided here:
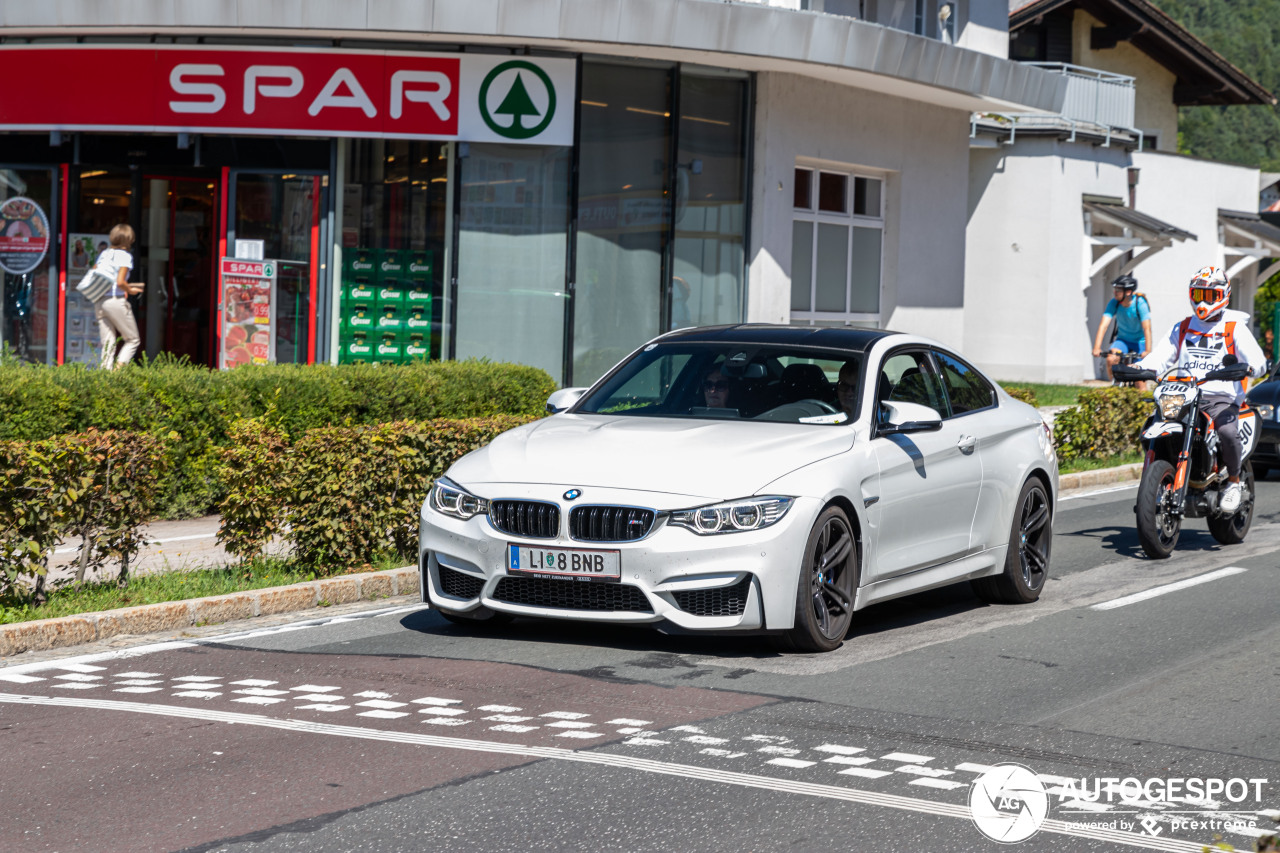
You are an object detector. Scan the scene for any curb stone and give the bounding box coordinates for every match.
[0,566,420,659]
[1058,462,1143,493]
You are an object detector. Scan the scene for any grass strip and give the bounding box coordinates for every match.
[1059,450,1142,474]
[0,554,409,625]
[1002,382,1091,407]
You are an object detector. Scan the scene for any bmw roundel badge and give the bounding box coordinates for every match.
[563,489,581,501]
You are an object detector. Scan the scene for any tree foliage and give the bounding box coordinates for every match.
[1153,0,1280,170]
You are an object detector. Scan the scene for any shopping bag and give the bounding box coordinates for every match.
[76,269,114,303]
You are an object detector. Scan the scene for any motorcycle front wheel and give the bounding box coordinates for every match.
[1207,463,1255,546]
[1136,459,1180,559]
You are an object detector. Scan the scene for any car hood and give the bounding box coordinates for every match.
[448,414,857,502]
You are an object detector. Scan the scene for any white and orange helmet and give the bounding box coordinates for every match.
[1189,266,1230,321]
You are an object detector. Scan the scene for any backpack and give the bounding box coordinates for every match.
[1109,293,1151,343]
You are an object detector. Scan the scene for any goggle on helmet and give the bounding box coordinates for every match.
[1189,266,1229,321]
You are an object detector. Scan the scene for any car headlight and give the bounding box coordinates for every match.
[1157,393,1186,420]
[669,496,793,535]
[1253,403,1275,422]
[429,477,490,520]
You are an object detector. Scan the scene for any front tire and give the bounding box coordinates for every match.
[971,478,1051,604]
[1136,459,1180,559]
[1207,464,1255,545]
[779,506,858,653]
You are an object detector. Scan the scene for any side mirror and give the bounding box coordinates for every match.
[878,400,944,435]
[546,387,588,414]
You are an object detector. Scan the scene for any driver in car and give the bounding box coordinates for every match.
[1132,266,1267,513]
[702,367,733,408]
[836,361,858,419]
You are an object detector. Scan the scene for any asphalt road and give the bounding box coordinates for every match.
[2,477,1278,853]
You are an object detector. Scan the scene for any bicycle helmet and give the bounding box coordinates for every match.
[1111,274,1137,292]
[1189,266,1230,321]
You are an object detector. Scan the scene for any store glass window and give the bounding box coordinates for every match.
[671,71,749,334]
[337,140,448,365]
[573,61,673,386]
[454,143,571,382]
[1,168,56,364]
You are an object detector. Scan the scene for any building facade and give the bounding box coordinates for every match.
[0,0,1062,384]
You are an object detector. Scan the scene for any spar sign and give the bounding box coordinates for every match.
[0,47,574,145]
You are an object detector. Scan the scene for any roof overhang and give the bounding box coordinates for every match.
[1010,0,1275,106]
[1084,196,1193,279]
[0,0,1069,115]
[1220,209,1280,280]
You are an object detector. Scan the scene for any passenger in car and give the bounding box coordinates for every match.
[837,361,859,418]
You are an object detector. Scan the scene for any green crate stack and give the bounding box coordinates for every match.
[338,249,378,362]
[405,250,433,317]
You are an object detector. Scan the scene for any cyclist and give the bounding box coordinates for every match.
[1092,274,1152,384]
[1132,266,1267,513]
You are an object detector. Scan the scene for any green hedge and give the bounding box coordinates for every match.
[0,357,556,517]
[1052,386,1149,464]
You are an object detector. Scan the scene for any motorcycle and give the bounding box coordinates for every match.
[1114,357,1260,559]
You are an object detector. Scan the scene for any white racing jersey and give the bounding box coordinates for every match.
[1135,309,1266,403]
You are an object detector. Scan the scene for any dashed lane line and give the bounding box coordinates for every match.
[1091,568,1247,610]
[0,692,1206,852]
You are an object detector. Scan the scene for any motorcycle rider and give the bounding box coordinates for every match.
[1131,266,1266,513]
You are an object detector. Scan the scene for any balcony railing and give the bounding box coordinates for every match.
[1024,62,1136,129]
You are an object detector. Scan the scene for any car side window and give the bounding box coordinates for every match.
[934,351,995,416]
[878,351,947,416]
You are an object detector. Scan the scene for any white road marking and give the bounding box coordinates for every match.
[114,687,163,694]
[173,676,221,682]
[547,721,593,729]
[232,696,284,705]
[117,672,162,678]
[484,714,532,723]
[116,680,163,686]
[478,705,522,713]
[671,725,706,734]
[757,746,801,757]
[296,703,348,712]
[616,727,645,735]
[52,683,97,690]
[701,749,747,758]
[541,711,590,720]
[624,737,669,746]
[1091,567,1247,610]
[411,697,461,706]
[354,690,392,699]
[418,707,467,717]
[815,744,865,755]
[838,767,892,779]
[824,756,877,766]
[683,736,729,745]
[896,765,953,778]
[296,693,343,701]
[358,710,409,720]
[744,734,790,744]
[0,673,44,683]
[234,688,289,697]
[954,762,995,774]
[490,724,538,733]
[557,731,604,739]
[607,718,652,726]
[1060,483,1139,502]
[421,718,468,726]
[291,684,339,693]
[880,752,932,763]
[230,679,277,687]
[54,673,101,682]
[767,758,816,769]
[909,778,965,790]
[356,700,406,710]
[174,691,221,699]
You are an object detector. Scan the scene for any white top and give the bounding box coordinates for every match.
[1135,309,1267,402]
[93,248,133,298]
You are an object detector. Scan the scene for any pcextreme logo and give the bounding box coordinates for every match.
[479,60,557,140]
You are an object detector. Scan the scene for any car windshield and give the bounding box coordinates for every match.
[574,342,862,424]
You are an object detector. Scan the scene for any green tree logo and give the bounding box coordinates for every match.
[479,60,556,140]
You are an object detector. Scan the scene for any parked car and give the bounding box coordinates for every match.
[418,325,1058,652]
[1245,365,1280,480]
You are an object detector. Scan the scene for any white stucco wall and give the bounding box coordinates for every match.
[1072,10,1178,150]
[1129,150,1262,336]
[965,138,1131,382]
[964,140,1263,383]
[748,71,973,350]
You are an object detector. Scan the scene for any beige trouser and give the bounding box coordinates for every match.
[96,296,140,369]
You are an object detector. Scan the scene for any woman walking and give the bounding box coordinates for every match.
[96,223,144,369]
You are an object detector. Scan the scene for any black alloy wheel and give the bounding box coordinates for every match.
[971,478,1051,604]
[780,506,858,653]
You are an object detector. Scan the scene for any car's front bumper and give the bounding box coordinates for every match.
[419,489,822,632]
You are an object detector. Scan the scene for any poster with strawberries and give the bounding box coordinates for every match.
[219,258,276,369]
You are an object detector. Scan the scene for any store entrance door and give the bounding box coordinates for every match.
[138,175,219,365]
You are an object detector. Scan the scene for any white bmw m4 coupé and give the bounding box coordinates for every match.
[419,325,1057,652]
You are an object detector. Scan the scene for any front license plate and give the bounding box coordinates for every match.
[508,545,621,581]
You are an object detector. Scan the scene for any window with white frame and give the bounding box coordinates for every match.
[789,164,884,327]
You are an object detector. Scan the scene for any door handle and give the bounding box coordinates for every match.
[957,434,977,453]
